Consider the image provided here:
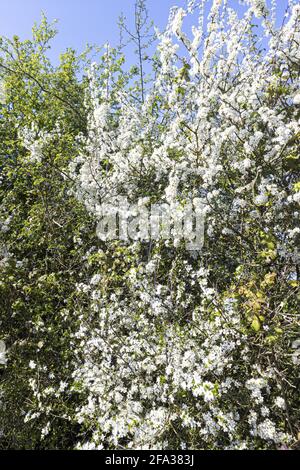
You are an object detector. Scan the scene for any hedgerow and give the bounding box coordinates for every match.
[0,0,299,450]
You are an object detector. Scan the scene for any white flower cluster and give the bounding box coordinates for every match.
[21,0,300,450]
[66,0,300,449]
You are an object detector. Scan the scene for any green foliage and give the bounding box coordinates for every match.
[0,17,95,449]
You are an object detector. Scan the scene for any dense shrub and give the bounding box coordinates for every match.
[0,0,299,450]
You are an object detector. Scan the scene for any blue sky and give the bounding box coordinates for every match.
[0,0,180,62]
[0,0,290,65]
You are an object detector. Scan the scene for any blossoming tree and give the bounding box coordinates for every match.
[0,0,299,450]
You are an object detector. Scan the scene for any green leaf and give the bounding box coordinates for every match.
[251,316,261,332]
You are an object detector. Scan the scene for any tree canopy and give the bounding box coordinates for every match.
[0,0,299,450]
